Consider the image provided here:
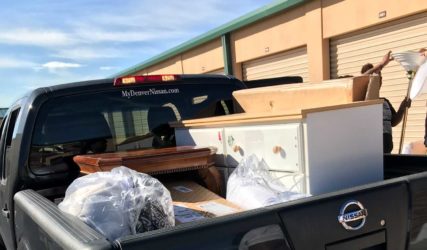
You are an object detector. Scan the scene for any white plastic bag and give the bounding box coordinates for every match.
[58,166,174,240]
[226,154,308,210]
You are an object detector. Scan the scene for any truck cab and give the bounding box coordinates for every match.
[0,74,246,249]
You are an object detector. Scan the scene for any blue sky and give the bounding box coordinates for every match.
[0,0,274,107]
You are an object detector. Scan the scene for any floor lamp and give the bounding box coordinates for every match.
[392,51,426,154]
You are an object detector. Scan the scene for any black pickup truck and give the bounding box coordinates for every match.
[1,74,427,250]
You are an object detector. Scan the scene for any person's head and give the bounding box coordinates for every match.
[90,139,108,153]
[361,63,374,74]
[362,63,383,89]
[82,138,108,154]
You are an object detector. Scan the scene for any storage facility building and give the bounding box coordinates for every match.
[114,0,427,153]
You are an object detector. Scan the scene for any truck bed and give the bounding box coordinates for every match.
[13,155,427,249]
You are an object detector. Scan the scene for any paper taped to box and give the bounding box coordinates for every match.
[165,181,243,224]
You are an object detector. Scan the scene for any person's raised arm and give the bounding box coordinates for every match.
[363,51,394,75]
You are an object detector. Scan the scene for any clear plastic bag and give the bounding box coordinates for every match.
[226,154,309,210]
[58,166,174,241]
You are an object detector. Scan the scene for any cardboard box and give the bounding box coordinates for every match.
[232,75,379,114]
[165,181,243,225]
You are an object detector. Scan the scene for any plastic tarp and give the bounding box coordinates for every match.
[227,154,309,210]
[59,166,174,240]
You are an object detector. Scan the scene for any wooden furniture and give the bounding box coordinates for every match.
[173,101,384,196]
[73,146,223,195]
[232,75,378,114]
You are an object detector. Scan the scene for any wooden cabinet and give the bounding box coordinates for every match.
[223,123,303,172]
[73,146,223,194]
[174,101,384,196]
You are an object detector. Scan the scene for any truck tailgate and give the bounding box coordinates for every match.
[117,179,410,250]
[16,175,427,249]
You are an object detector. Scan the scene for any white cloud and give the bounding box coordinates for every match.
[0,0,270,49]
[52,47,124,60]
[42,61,82,70]
[99,66,118,71]
[51,45,162,62]
[0,28,74,46]
[0,0,273,108]
[76,29,156,43]
[73,25,188,43]
[0,26,186,49]
[22,72,106,90]
[0,1,234,49]
[0,58,37,69]
[81,0,237,31]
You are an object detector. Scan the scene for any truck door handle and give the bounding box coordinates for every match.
[2,208,10,219]
[239,224,291,250]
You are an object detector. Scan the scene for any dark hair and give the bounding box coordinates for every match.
[81,138,107,154]
[361,63,373,74]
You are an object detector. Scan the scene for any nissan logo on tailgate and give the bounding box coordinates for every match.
[338,200,368,230]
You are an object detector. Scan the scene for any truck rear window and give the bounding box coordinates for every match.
[30,83,236,175]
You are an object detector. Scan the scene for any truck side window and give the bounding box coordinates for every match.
[0,114,6,179]
[0,114,7,152]
[0,116,5,133]
[30,111,114,175]
[0,115,6,142]
[5,109,20,146]
[1,108,20,178]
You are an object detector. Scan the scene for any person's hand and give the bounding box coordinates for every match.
[381,51,394,68]
[420,48,426,57]
[402,97,412,108]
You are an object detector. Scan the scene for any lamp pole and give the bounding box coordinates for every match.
[398,70,415,154]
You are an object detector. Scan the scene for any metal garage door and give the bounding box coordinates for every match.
[330,12,427,153]
[242,47,308,82]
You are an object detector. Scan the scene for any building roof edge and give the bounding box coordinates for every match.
[112,0,308,77]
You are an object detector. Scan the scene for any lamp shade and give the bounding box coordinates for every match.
[392,51,426,72]
[410,61,427,99]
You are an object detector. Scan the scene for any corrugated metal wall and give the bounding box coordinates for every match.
[242,46,308,81]
[330,12,427,153]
